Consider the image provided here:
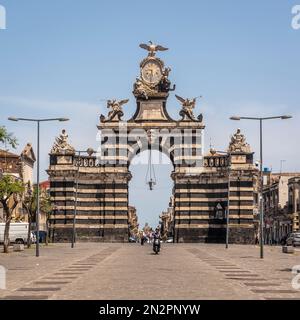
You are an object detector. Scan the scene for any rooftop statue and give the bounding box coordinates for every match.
[51,129,75,154]
[133,42,174,99]
[175,94,203,121]
[228,128,251,153]
[100,99,129,122]
[139,41,168,57]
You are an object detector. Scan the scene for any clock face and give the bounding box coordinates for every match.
[141,60,162,85]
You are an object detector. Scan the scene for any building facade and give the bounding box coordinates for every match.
[288,177,300,233]
[159,196,175,239]
[263,172,300,243]
[48,44,257,243]
[0,144,35,222]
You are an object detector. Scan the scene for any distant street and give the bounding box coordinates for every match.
[0,243,300,300]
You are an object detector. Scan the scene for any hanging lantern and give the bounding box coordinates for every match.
[145,134,157,191]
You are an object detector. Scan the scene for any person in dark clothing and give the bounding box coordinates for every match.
[280,235,288,245]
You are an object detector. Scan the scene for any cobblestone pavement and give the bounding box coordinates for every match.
[0,243,299,300]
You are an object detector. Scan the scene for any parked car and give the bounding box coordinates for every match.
[165,237,174,243]
[286,233,300,247]
[0,222,29,244]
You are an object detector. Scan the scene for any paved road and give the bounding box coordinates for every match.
[0,243,300,300]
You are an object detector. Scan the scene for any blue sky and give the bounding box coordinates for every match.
[0,0,299,228]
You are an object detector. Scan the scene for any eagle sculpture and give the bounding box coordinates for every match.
[139,41,168,57]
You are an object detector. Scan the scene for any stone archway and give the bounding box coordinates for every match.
[92,43,205,242]
[48,43,257,244]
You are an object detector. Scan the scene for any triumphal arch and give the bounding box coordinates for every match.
[48,43,257,243]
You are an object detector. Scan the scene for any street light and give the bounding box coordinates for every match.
[280,160,286,175]
[225,157,231,250]
[71,149,95,248]
[213,149,231,249]
[230,115,292,259]
[8,117,69,257]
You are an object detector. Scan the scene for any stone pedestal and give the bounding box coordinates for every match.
[13,244,25,252]
[282,245,295,254]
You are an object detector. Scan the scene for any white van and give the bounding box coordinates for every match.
[0,222,33,244]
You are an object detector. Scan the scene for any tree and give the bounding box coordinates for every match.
[23,184,52,247]
[0,126,18,149]
[0,175,24,253]
[22,183,35,248]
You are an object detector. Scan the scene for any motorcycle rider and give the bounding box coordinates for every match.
[153,228,161,253]
[153,228,161,238]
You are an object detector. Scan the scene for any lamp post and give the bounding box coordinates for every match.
[71,150,82,249]
[213,150,231,248]
[230,115,292,259]
[280,160,286,175]
[225,163,230,249]
[8,117,69,257]
[71,149,95,248]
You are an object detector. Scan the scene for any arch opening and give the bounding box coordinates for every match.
[128,150,174,241]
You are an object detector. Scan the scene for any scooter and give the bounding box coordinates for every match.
[153,238,160,254]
